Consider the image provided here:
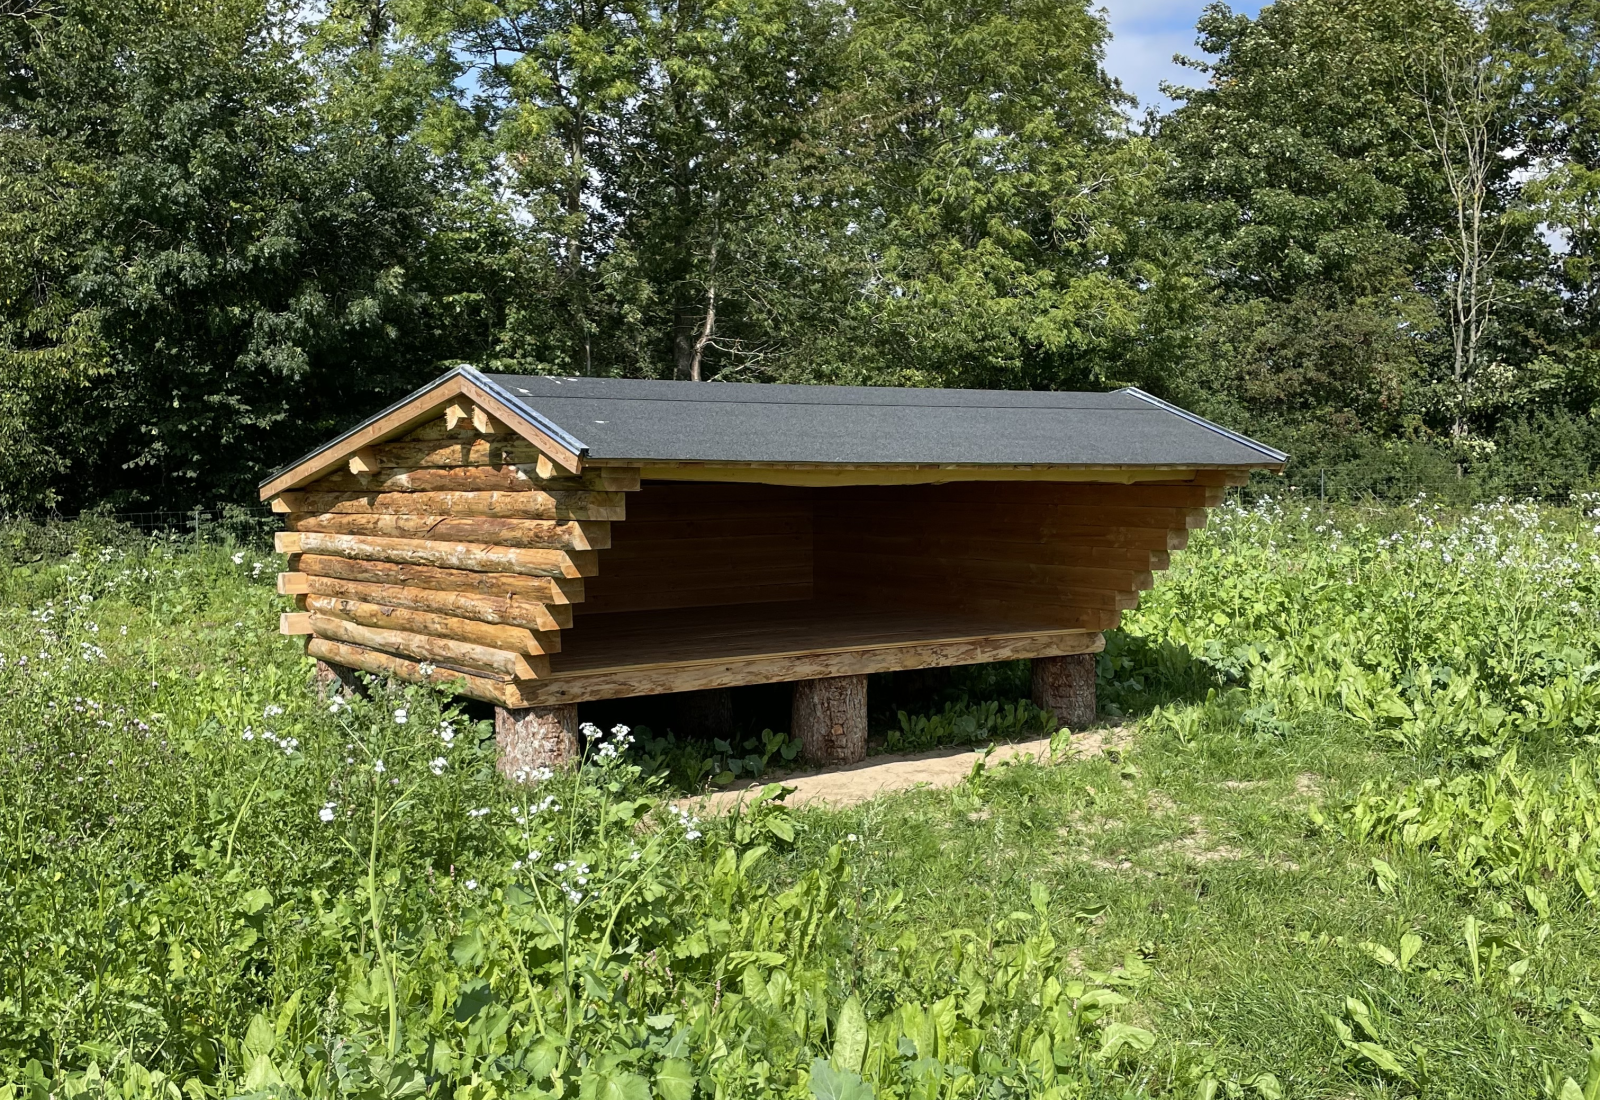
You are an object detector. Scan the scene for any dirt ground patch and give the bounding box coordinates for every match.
[681,725,1130,813]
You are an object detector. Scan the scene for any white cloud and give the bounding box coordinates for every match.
[1097,0,1264,114]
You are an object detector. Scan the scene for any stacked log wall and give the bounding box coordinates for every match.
[273,410,640,706]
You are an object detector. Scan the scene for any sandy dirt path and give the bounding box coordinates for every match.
[679,725,1130,813]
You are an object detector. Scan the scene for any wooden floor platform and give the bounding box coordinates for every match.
[513,601,1103,705]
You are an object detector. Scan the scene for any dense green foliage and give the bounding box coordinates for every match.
[12,501,1600,1094]
[5,0,1600,509]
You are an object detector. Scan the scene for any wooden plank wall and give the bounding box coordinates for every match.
[272,404,640,705]
[813,474,1237,631]
[576,483,814,615]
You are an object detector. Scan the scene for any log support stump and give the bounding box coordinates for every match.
[495,704,579,782]
[1032,653,1097,730]
[792,674,867,766]
[313,659,363,701]
[672,688,735,740]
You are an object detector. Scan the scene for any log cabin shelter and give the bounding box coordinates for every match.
[261,365,1285,771]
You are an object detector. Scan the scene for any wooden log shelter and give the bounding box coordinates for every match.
[261,367,1285,775]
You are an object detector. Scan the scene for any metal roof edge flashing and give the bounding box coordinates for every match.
[257,364,594,491]
[1116,387,1289,464]
[460,367,589,457]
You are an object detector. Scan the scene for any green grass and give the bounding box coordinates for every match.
[5,499,1600,1098]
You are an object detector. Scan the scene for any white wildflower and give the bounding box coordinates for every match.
[373,760,386,775]
[392,707,409,725]
[231,551,246,565]
[464,879,477,891]
[429,757,447,776]
[319,802,337,822]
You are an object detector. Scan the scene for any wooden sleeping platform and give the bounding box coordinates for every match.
[261,368,1283,773]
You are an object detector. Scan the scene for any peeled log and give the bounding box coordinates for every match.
[308,613,548,680]
[370,435,541,468]
[278,531,595,578]
[1032,653,1096,730]
[792,675,868,766]
[296,554,579,612]
[290,489,626,521]
[288,512,611,551]
[303,574,570,631]
[315,465,640,494]
[304,593,559,655]
[308,638,519,706]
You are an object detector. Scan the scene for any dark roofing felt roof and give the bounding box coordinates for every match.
[263,367,1285,489]
[474,372,1286,467]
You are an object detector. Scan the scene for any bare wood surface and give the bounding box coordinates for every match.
[298,554,581,606]
[1032,653,1097,729]
[307,638,520,706]
[793,675,868,765]
[521,622,1104,705]
[288,512,610,550]
[495,704,579,778]
[277,572,311,595]
[280,612,313,635]
[314,465,641,495]
[303,575,569,631]
[279,531,596,578]
[348,447,380,476]
[308,614,548,679]
[304,593,559,654]
[288,489,625,521]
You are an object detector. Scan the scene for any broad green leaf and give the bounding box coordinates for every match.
[1352,1041,1408,1078]
[808,1058,874,1100]
[242,1014,276,1059]
[1248,1072,1283,1099]
[654,1058,693,1100]
[832,996,868,1073]
[1095,1022,1155,1060]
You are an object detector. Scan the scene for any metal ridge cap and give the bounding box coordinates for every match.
[460,366,589,456]
[1116,387,1289,463]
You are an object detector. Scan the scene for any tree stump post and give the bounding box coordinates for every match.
[1032,654,1097,730]
[313,659,363,701]
[792,675,867,766]
[673,688,735,740]
[495,704,579,782]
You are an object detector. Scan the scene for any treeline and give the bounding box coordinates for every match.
[1,0,1595,510]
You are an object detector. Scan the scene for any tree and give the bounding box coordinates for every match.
[0,0,501,510]
[1156,0,1476,459]
[1406,32,1513,444]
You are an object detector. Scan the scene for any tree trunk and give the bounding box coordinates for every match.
[672,688,734,739]
[792,675,867,766]
[313,659,363,701]
[495,703,579,781]
[1032,654,1096,730]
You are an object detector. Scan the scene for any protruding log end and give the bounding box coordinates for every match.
[1032,653,1097,730]
[792,675,867,766]
[495,703,579,781]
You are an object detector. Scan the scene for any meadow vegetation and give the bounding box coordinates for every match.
[5,496,1600,1097]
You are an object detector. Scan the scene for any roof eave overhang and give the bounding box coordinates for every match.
[257,366,589,501]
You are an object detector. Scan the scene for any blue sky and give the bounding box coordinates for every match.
[1098,0,1264,114]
